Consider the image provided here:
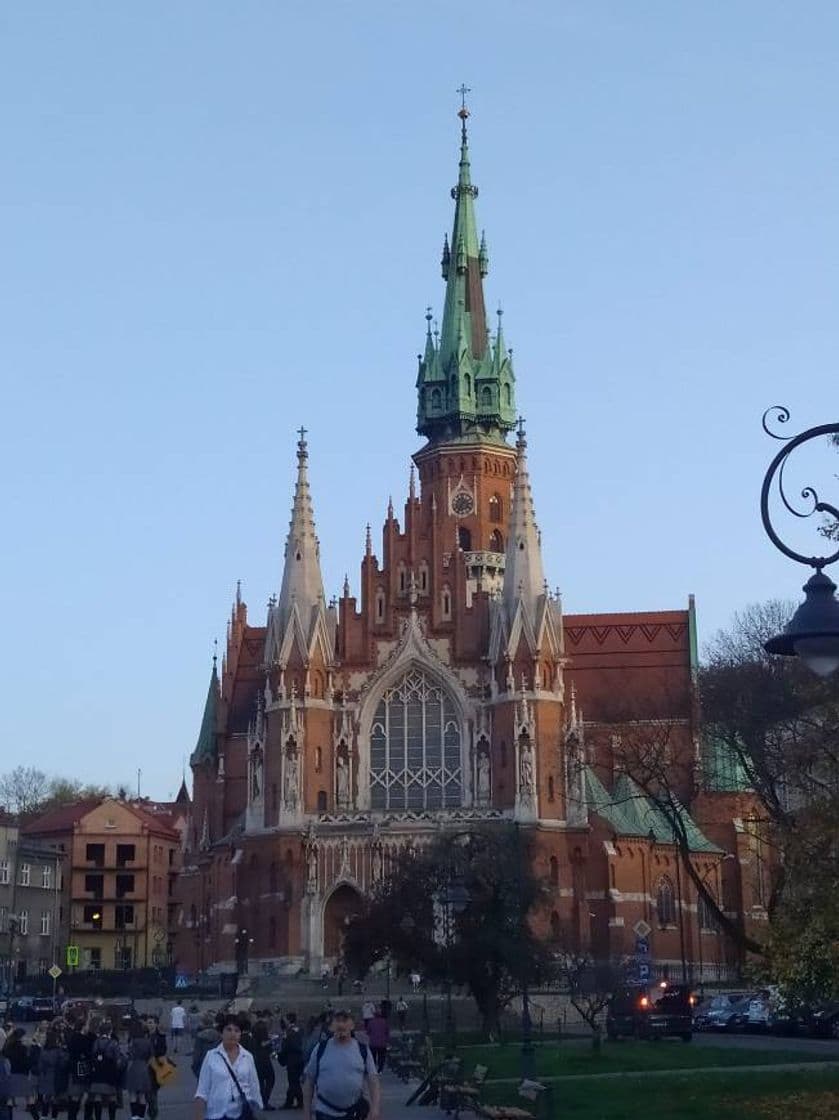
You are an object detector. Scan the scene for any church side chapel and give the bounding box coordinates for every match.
[176,103,760,980]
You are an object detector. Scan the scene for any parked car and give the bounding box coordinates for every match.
[809,1003,839,1039]
[31,996,58,1020]
[10,997,36,1021]
[694,992,750,1031]
[607,983,695,1042]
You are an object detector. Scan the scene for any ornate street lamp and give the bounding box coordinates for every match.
[761,407,839,676]
[441,879,470,1057]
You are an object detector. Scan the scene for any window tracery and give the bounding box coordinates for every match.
[369,669,463,811]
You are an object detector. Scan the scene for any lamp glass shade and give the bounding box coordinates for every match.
[793,636,839,678]
[765,570,839,676]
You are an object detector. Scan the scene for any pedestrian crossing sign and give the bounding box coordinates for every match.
[66,945,79,967]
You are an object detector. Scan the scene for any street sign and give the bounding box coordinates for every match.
[638,962,651,983]
[175,973,189,989]
[66,945,79,967]
[635,936,650,956]
[633,919,651,939]
[48,964,62,980]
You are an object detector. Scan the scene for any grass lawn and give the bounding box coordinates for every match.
[478,1069,839,1119]
[456,1039,828,1079]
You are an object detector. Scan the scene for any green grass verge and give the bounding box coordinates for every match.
[457,1040,828,1079]
[478,1069,839,1119]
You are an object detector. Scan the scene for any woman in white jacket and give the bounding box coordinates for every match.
[195,1019,263,1120]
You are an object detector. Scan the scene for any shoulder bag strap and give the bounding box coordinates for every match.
[221,1054,249,1105]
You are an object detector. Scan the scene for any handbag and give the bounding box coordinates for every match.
[221,1055,265,1120]
[148,1056,177,1087]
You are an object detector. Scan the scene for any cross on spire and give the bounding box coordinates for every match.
[457,84,471,114]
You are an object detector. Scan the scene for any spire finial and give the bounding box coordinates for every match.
[516,415,527,448]
[409,463,416,500]
[365,523,372,555]
[212,638,218,673]
[297,426,308,459]
[343,573,350,596]
[236,578,242,605]
[457,83,471,134]
[425,306,433,333]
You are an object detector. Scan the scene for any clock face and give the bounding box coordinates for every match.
[451,490,475,517]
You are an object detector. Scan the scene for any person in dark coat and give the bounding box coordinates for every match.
[278,1013,305,1110]
[124,1021,153,1120]
[143,1019,167,1120]
[64,1016,94,1120]
[2,1029,34,1111]
[250,1017,275,1110]
[36,1029,68,1119]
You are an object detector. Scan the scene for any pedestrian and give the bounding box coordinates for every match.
[36,1028,68,1120]
[302,1010,379,1120]
[365,1010,389,1074]
[0,1043,12,1120]
[409,972,421,993]
[360,1001,375,1036]
[191,1015,221,1082]
[144,1019,168,1120]
[124,1021,153,1120]
[64,1014,94,1120]
[88,1021,123,1120]
[169,1003,186,1055]
[194,1017,263,1120]
[277,1013,304,1110]
[250,1016,275,1111]
[395,997,408,1032]
[2,1028,35,1116]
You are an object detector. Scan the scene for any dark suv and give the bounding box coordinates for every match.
[607,984,694,1042]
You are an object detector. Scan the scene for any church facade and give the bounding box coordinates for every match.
[175,110,763,982]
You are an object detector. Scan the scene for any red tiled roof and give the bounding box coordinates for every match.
[23,799,102,835]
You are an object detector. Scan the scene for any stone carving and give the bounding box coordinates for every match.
[284,750,299,810]
[519,739,534,795]
[250,747,263,801]
[336,752,351,809]
[476,748,491,806]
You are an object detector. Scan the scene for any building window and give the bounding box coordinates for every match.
[315,747,323,773]
[116,874,135,899]
[19,864,30,887]
[0,906,7,931]
[441,587,452,621]
[481,385,492,407]
[18,910,28,935]
[489,529,504,552]
[39,959,49,975]
[115,904,134,930]
[375,588,386,623]
[40,911,50,936]
[117,844,136,867]
[549,911,561,941]
[489,494,502,523]
[430,387,442,412]
[86,844,105,867]
[457,526,471,551]
[548,775,555,802]
[698,892,718,932]
[399,566,407,592]
[269,862,278,893]
[656,876,676,926]
[85,874,104,897]
[86,947,102,971]
[369,668,463,811]
[549,856,559,887]
[419,563,429,593]
[0,860,8,885]
[41,866,52,890]
[317,790,328,812]
[83,905,103,930]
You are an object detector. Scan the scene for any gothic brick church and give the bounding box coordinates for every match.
[175,107,763,982]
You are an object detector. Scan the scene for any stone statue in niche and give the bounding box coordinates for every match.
[283,750,299,809]
[306,843,318,893]
[250,747,263,800]
[476,748,491,805]
[519,738,534,796]
[371,843,383,882]
[336,751,351,808]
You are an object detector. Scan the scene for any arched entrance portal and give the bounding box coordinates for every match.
[323,884,364,961]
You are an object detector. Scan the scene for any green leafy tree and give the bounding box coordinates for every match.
[342,824,554,1034]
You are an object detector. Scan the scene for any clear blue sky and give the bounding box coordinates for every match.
[3,3,838,798]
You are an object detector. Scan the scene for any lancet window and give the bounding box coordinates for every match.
[369,669,463,811]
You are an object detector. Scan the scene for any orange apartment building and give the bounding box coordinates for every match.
[26,794,188,971]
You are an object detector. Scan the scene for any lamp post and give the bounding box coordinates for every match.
[440,880,469,1057]
[760,407,839,674]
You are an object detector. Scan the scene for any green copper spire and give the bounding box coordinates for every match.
[417,96,517,445]
[190,653,220,765]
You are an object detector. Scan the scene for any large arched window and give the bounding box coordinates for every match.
[369,668,463,811]
[656,876,676,926]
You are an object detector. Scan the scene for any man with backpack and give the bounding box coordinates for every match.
[302,1010,379,1120]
